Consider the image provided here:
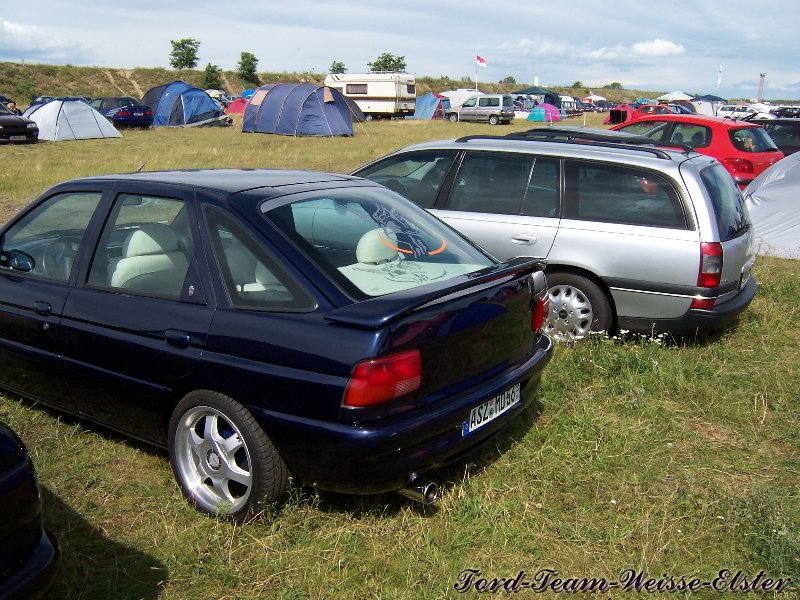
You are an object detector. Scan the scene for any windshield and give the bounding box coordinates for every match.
[701,164,749,241]
[262,187,495,298]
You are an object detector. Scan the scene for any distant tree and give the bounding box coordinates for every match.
[572,81,583,88]
[203,63,223,89]
[500,75,516,84]
[329,60,347,74]
[169,38,200,70]
[368,52,407,72]
[237,52,259,84]
[603,82,624,90]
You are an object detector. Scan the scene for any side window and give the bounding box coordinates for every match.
[462,98,477,108]
[88,194,194,299]
[448,153,533,215]
[564,161,687,228]
[355,151,457,209]
[205,208,315,311]
[670,123,709,147]
[1,192,102,281]
[620,120,669,141]
[522,158,560,217]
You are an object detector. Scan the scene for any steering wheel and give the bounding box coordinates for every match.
[43,237,81,279]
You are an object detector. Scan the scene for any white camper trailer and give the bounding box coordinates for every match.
[323,73,416,119]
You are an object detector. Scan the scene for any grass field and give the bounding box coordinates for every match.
[0,115,798,599]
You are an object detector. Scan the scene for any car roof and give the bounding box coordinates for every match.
[620,113,764,129]
[62,168,364,196]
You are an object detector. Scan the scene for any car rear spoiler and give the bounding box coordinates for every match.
[325,257,545,329]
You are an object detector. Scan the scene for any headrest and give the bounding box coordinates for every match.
[123,224,179,257]
[356,229,399,265]
[254,262,280,286]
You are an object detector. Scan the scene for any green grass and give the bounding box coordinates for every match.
[0,116,798,599]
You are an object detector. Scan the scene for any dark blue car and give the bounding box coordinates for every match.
[89,96,153,128]
[0,169,552,521]
[0,422,59,598]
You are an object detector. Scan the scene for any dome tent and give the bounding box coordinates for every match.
[141,81,230,127]
[412,93,451,120]
[23,99,121,141]
[242,83,353,137]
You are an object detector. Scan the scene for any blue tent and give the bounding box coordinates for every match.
[242,83,353,136]
[141,81,230,127]
[411,93,450,120]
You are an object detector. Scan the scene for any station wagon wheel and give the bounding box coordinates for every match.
[488,114,499,125]
[448,113,458,123]
[169,391,289,521]
[544,273,612,342]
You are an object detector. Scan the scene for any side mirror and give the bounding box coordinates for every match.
[0,249,35,272]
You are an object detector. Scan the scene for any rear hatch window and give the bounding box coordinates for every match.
[700,164,749,241]
[729,127,779,153]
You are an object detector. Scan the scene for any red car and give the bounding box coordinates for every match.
[610,114,783,188]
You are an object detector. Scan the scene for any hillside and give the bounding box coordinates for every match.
[0,61,661,108]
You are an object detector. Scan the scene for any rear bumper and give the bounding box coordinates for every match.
[2,528,60,600]
[250,334,553,495]
[619,275,757,337]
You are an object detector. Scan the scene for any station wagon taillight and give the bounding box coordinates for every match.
[343,349,421,407]
[693,242,723,309]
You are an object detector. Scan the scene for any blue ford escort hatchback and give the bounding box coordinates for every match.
[0,169,552,520]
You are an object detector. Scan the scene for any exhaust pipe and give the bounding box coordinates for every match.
[398,476,438,505]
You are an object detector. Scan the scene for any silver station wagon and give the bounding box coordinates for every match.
[353,127,757,341]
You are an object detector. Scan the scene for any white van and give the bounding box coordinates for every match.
[324,73,416,119]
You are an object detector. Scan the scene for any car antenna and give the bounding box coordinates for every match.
[136,161,149,173]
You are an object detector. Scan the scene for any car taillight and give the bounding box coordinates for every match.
[118,109,132,117]
[343,349,421,407]
[724,157,754,177]
[698,242,723,287]
[145,109,153,116]
[531,292,549,332]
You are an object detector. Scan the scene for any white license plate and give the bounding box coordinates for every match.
[133,112,143,116]
[9,135,26,141]
[462,383,520,436]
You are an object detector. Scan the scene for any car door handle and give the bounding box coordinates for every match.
[511,234,538,245]
[165,329,191,348]
[33,301,52,316]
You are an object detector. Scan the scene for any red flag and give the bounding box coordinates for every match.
[476,55,487,68]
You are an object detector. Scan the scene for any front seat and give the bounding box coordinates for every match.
[110,223,188,296]
[356,229,400,265]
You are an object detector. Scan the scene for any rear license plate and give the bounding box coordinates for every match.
[133,112,143,116]
[462,383,520,436]
[9,135,26,141]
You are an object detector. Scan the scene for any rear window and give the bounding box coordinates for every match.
[262,187,494,298]
[700,164,749,241]
[729,127,779,152]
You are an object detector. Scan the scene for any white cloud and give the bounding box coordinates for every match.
[0,17,93,63]
[629,39,685,58]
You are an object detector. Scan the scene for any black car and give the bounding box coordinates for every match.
[759,119,800,155]
[0,422,59,599]
[0,103,38,144]
[0,169,553,521]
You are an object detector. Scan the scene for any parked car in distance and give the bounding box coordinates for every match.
[90,96,154,128]
[759,119,800,155]
[447,94,515,125]
[0,421,59,598]
[611,113,784,188]
[0,101,38,144]
[716,104,774,120]
[352,127,757,341]
[0,169,553,521]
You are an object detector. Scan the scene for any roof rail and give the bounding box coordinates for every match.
[455,126,695,159]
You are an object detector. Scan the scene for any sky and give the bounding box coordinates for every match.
[1,1,799,101]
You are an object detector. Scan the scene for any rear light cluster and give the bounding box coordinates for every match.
[531,292,549,332]
[692,242,723,309]
[343,349,421,407]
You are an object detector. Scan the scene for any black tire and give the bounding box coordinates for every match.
[544,272,613,342]
[488,114,499,125]
[168,390,289,521]
[448,113,458,123]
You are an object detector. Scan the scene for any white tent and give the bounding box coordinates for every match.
[743,152,800,259]
[439,89,483,108]
[23,100,122,141]
[657,91,693,101]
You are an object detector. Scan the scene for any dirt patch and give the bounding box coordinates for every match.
[690,421,738,445]
[121,70,144,98]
